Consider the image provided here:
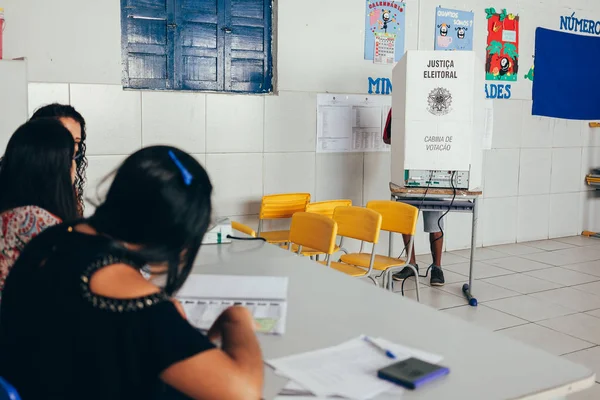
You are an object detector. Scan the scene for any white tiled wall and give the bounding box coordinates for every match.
[70,85,142,156]
[141,92,206,153]
[9,0,600,256]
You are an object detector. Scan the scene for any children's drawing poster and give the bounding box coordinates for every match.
[365,1,406,62]
[434,7,474,51]
[485,8,520,81]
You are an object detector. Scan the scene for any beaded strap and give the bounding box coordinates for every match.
[80,254,169,313]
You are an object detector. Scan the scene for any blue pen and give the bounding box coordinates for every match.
[363,336,397,359]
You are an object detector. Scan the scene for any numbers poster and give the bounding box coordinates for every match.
[365,1,406,62]
[434,7,474,51]
[485,7,520,81]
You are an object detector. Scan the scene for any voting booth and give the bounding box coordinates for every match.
[391,51,481,190]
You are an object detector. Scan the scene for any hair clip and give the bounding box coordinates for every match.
[168,150,193,186]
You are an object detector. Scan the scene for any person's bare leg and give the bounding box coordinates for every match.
[430,232,443,267]
[402,234,416,264]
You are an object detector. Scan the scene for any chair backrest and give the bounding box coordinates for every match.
[305,200,352,219]
[259,193,311,220]
[333,206,382,244]
[0,377,21,400]
[231,221,256,238]
[366,200,418,236]
[289,212,338,255]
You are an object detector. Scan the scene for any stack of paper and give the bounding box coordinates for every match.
[177,275,288,335]
[267,336,443,400]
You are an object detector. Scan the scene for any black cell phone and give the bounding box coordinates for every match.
[377,357,450,390]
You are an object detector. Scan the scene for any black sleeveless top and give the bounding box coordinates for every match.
[0,224,215,399]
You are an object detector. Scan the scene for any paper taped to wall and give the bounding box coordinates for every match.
[317,94,391,153]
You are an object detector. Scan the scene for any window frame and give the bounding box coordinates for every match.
[120,0,275,94]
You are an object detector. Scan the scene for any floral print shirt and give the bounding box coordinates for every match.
[0,206,61,298]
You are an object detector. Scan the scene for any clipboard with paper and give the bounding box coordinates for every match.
[176,274,288,335]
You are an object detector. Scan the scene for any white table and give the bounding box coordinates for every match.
[192,240,595,400]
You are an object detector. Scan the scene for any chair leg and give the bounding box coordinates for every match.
[406,264,420,302]
[367,275,379,287]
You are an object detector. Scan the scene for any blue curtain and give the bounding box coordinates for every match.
[533,28,600,120]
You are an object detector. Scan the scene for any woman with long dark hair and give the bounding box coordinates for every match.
[30,103,88,216]
[0,146,263,400]
[0,119,78,298]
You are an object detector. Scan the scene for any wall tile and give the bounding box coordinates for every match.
[519,148,552,195]
[521,101,552,149]
[142,92,206,153]
[551,148,582,194]
[550,193,580,238]
[581,121,600,148]
[191,154,207,168]
[27,83,70,117]
[206,94,264,153]
[483,149,520,198]
[205,153,263,217]
[517,195,550,242]
[264,91,316,152]
[315,153,364,206]
[482,197,518,246]
[70,84,142,156]
[552,119,583,148]
[263,152,316,196]
[491,100,522,149]
[363,152,392,205]
[83,155,127,216]
[445,204,484,251]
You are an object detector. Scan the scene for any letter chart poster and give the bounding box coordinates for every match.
[365,1,406,63]
[434,7,474,51]
[485,7,520,81]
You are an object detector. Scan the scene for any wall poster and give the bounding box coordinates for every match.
[365,1,406,62]
[485,7,520,81]
[434,7,474,51]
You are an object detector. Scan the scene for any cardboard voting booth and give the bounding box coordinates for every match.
[391,51,482,189]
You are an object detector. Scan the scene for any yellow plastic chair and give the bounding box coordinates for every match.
[286,199,353,257]
[231,221,256,238]
[258,193,311,244]
[327,206,382,285]
[288,213,338,261]
[339,201,420,300]
[306,199,352,219]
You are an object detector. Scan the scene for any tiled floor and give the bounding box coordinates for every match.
[400,236,600,398]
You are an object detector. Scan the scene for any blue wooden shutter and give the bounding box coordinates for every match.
[225,0,273,93]
[175,0,223,91]
[121,0,173,89]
